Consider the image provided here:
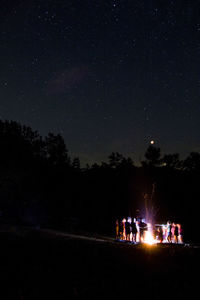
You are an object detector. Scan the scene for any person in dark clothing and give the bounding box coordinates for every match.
[139,219,147,242]
[131,218,138,243]
[125,219,131,241]
[167,221,172,243]
[174,224,179,243]
[115,219,119,240]
[119,220,124,240]
[158,226,163,243]
[153,226,158,240]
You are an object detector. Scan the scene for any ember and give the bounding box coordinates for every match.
[116,217,183,245]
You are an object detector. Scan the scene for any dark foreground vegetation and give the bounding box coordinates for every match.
[0,120,200,243]
[0,230,199,299]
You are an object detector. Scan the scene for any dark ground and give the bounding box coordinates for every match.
[0,229,199,299]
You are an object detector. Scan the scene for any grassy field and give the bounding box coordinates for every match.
[0,230,199,299]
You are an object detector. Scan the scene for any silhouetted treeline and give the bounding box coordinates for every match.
[0,120,200,242]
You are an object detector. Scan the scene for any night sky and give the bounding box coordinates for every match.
[1,0,200,165]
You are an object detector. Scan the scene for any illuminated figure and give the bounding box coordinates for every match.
[163,225,168,242]
[131,218,138,243]
[167,221,172,243]
[125,218,131,241]
[116,219,119,239]
[158,226,163,243]
[119,220,124,240]
[122,218,126,240]
[171,223,175,242]
[139,219,147,242]
[178,224,183,243]
[174,224,179,243]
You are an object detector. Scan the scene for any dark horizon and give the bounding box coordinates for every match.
[0,117,196,167]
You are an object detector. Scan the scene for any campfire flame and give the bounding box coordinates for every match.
[143,230,155,245]
[143,223,156,245]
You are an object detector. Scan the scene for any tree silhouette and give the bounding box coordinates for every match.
[143,145,161,167]
[183,152,200,172]
[161,153,181,169]
[72,157,81,170]
[45,133,71,166]
[108,152,124,168]
[120,157,134,169]
[0,120,40,170]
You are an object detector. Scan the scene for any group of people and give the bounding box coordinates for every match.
[115,218,183,244]
[163,221,183,244]
[115,217,149,243]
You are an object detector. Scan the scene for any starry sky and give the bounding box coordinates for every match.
[1,0,200,165]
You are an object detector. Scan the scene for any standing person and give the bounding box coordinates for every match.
[119,220,123,240]
[115,219,119,240]
[158,226,163,243]
[163,225,167,242]
[139,219,147,243]
[178,224,183,243]
[153,225,157,240]
[171,223,175,242]
[136,220,140,242]
[162,225,166,242]
[167,221,172,243]
[174,224,179,243]
[122,218,126,240]
[125,218,131,241]
[131,218,138,243]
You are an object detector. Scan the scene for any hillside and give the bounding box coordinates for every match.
[0,230,199,299]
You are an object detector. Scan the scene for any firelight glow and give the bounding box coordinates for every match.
[142,223,156,245]
[143,230,156,245]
